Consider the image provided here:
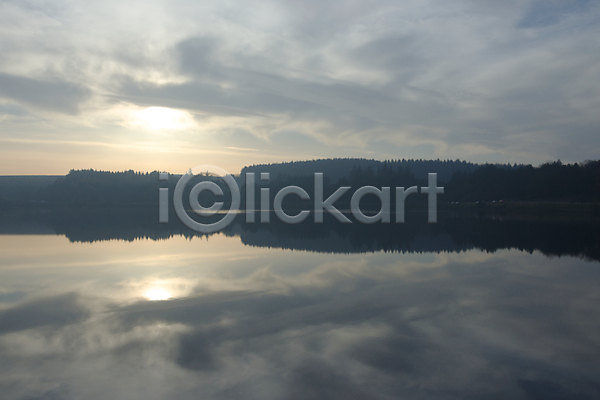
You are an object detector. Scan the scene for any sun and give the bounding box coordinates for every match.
[136,107,195,130]
[144,288,172,301]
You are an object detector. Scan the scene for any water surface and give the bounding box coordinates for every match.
[0,211,599,399]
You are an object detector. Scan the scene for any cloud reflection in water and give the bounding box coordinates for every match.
[0,235,599,400]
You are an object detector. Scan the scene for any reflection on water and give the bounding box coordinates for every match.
[0,210,599,399]
[1,207,599,260]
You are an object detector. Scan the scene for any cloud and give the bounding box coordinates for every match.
[0,103,28,117]
[518,0,595,28]
[0,293,89,334]
[1,250,600,399]
[0,73,91,114]
[1,0,600,172]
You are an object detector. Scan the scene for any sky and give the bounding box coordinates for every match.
[0,0,599,175]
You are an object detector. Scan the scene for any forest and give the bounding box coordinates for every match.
[0,158,599,206]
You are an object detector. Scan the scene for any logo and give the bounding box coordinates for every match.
[159,165,240,233]
[159,165,444,233]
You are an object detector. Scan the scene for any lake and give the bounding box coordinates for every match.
[0,209,599,399]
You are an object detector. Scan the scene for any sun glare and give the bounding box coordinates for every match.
[136,107,195,130]
[144,288,172,301]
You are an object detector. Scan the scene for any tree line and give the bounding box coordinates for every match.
[1,159,598,206]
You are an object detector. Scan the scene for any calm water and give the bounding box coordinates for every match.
[0,210,599,399]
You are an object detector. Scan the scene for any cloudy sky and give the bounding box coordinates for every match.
[0,0,599,174]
